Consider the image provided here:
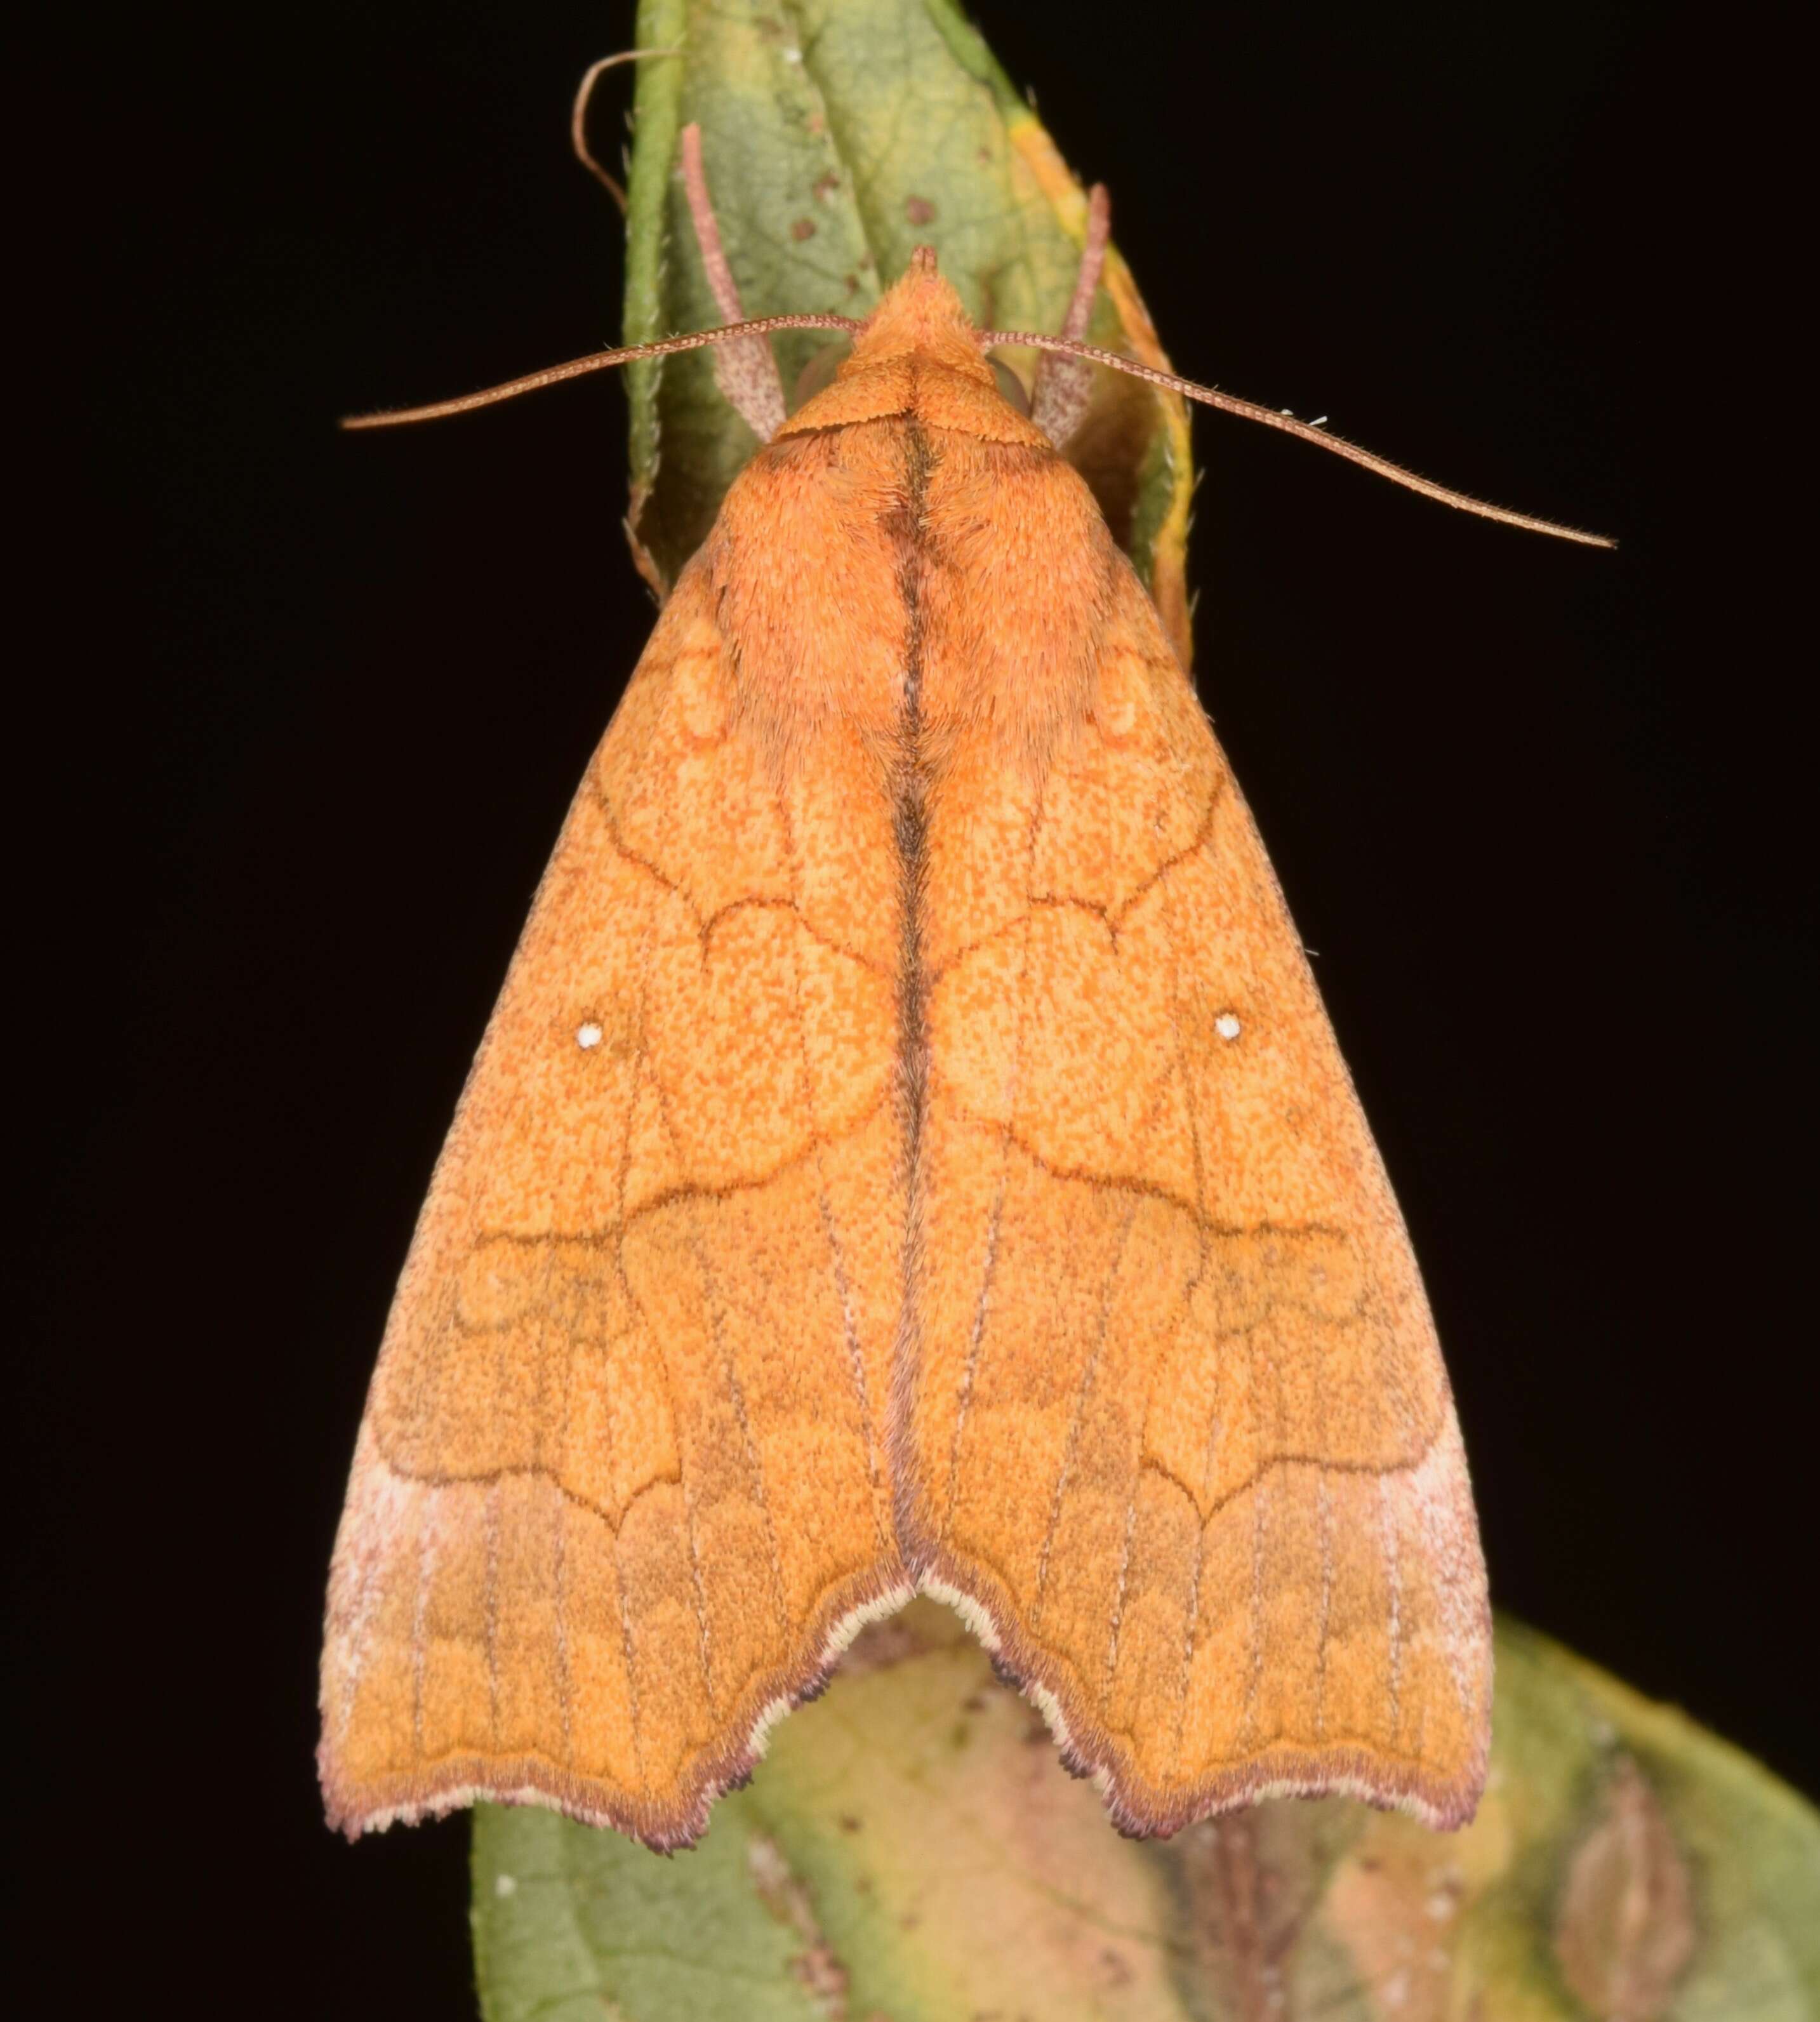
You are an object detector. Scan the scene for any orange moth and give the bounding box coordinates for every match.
[320,126,1605,1852]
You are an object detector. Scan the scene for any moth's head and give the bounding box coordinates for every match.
[849,248,991,377]
[778,248,1047,446]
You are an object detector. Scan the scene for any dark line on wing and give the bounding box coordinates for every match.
[590,790,884,975]
[700,893,887,974]
[924,777,1225,985]
[442,1088,892,1288]
[1137,1421,1447,1527]
[887,414,934,1555]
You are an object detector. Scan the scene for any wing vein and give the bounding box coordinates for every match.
[1380,1473,1403,1743]
[1032,1190,1143,1622]
[689,1232,793,1633]
[483,1478,503,1747]
[940,801,1043,1532]
[779,786,888,1548]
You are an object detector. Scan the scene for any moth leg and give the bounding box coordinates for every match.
[1030,183,1111,447]
[679,123,788,442]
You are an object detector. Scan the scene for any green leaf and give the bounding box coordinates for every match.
[619,0,1195,661]
[473,1604,1818,2020]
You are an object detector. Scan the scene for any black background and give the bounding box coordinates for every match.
[30,1,1810,2011]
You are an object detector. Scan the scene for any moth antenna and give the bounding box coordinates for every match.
[983,329,1615,548]
[339,314,861,431]
[570,50,678,212]
[679,123,788,441]
[1030,183,1111,446]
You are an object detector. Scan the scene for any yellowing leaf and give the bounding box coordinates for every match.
[474,1606,1819,2021]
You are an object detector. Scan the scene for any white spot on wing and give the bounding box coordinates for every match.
[576,1022,603,1050]
[1214,1013,1242,1041]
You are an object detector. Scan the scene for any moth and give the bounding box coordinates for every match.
[321,125,1602,1851]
